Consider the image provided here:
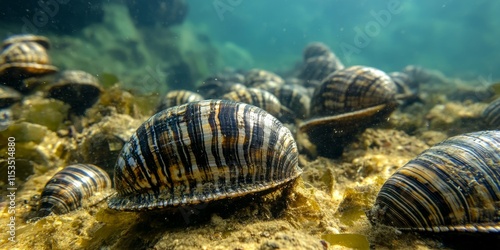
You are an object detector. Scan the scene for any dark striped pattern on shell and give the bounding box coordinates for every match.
[221,88,283,118]
[156,90,204,112]
[310,66,397,118]
[37,164,112,217]
[299,55,344,82]
[268,84,310,120]
[0,42,57,75]
[368,130,500,233]
[108,100,301,211]
[482,98,500,129]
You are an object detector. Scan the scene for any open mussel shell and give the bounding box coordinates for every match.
[47,70,103,114]
[299,66,398,157]
[36,164,112,218]
[368,130,500,233]
[156,89,204,112]
[482,98,500,129]
[108,100,301,211]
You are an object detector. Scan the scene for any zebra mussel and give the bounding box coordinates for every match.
[299,65,398,157]
[108,100,301,211]
[367,130,500,233]
[36,164,112,218]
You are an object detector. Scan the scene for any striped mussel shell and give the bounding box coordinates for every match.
[388,72,413,95]
[2,34,51,50]
[482,98,500,129]
[156,90,204,112]
[221,87,286,119]
[37,164,112,217]
[298,55,345,82]
[47,70,103,114]
[0,41,57,77]
[108,100,301,211]
[368,130,500,233]
[244,69,285,90]
[308,66,397,118]
[267,84,311,120]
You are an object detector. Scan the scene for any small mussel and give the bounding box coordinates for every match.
[156,90,204,113]
[108,100,301,211]
[2,34,51,50]
[300,66,398,157]
[221,87,285,119]
[0,42,58,83]
[0,85,22,108]
[196,74,245,99]
[47,70,103,114]
[37,164,112,217]
[368,130,500,233]
[299,42,344,82]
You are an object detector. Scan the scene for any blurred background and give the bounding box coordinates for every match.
[1,0,498,92]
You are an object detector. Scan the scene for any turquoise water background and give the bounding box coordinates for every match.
[188,0,499,80]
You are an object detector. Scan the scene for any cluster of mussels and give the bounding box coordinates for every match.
[0,34,104,132]
[3,35,499,240]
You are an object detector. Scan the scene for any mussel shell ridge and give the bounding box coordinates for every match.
[368,130,500,233]
[108,99,301,211]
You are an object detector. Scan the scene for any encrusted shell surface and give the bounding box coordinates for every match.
[221,87,284,118]
[0,42,58,77]
[482,98,500,129]
[47,70,103,114]
[156,90,204,112]
[368,130,500,233]
[37,164,112,217]
[2,34,51,50]
[108,100,301,211]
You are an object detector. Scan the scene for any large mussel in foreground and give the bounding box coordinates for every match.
[299,65,398,157]
[367,130,500,233]
[108,99,301,211]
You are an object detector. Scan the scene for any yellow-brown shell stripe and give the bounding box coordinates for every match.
[482,98,500,129]
[310,66,396,117]
[0,42,50,65]
[109,100,300,210]
[158,90,204,112]
[371,131,500,233]
[38,164,111,217]
[221,88,282,117]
